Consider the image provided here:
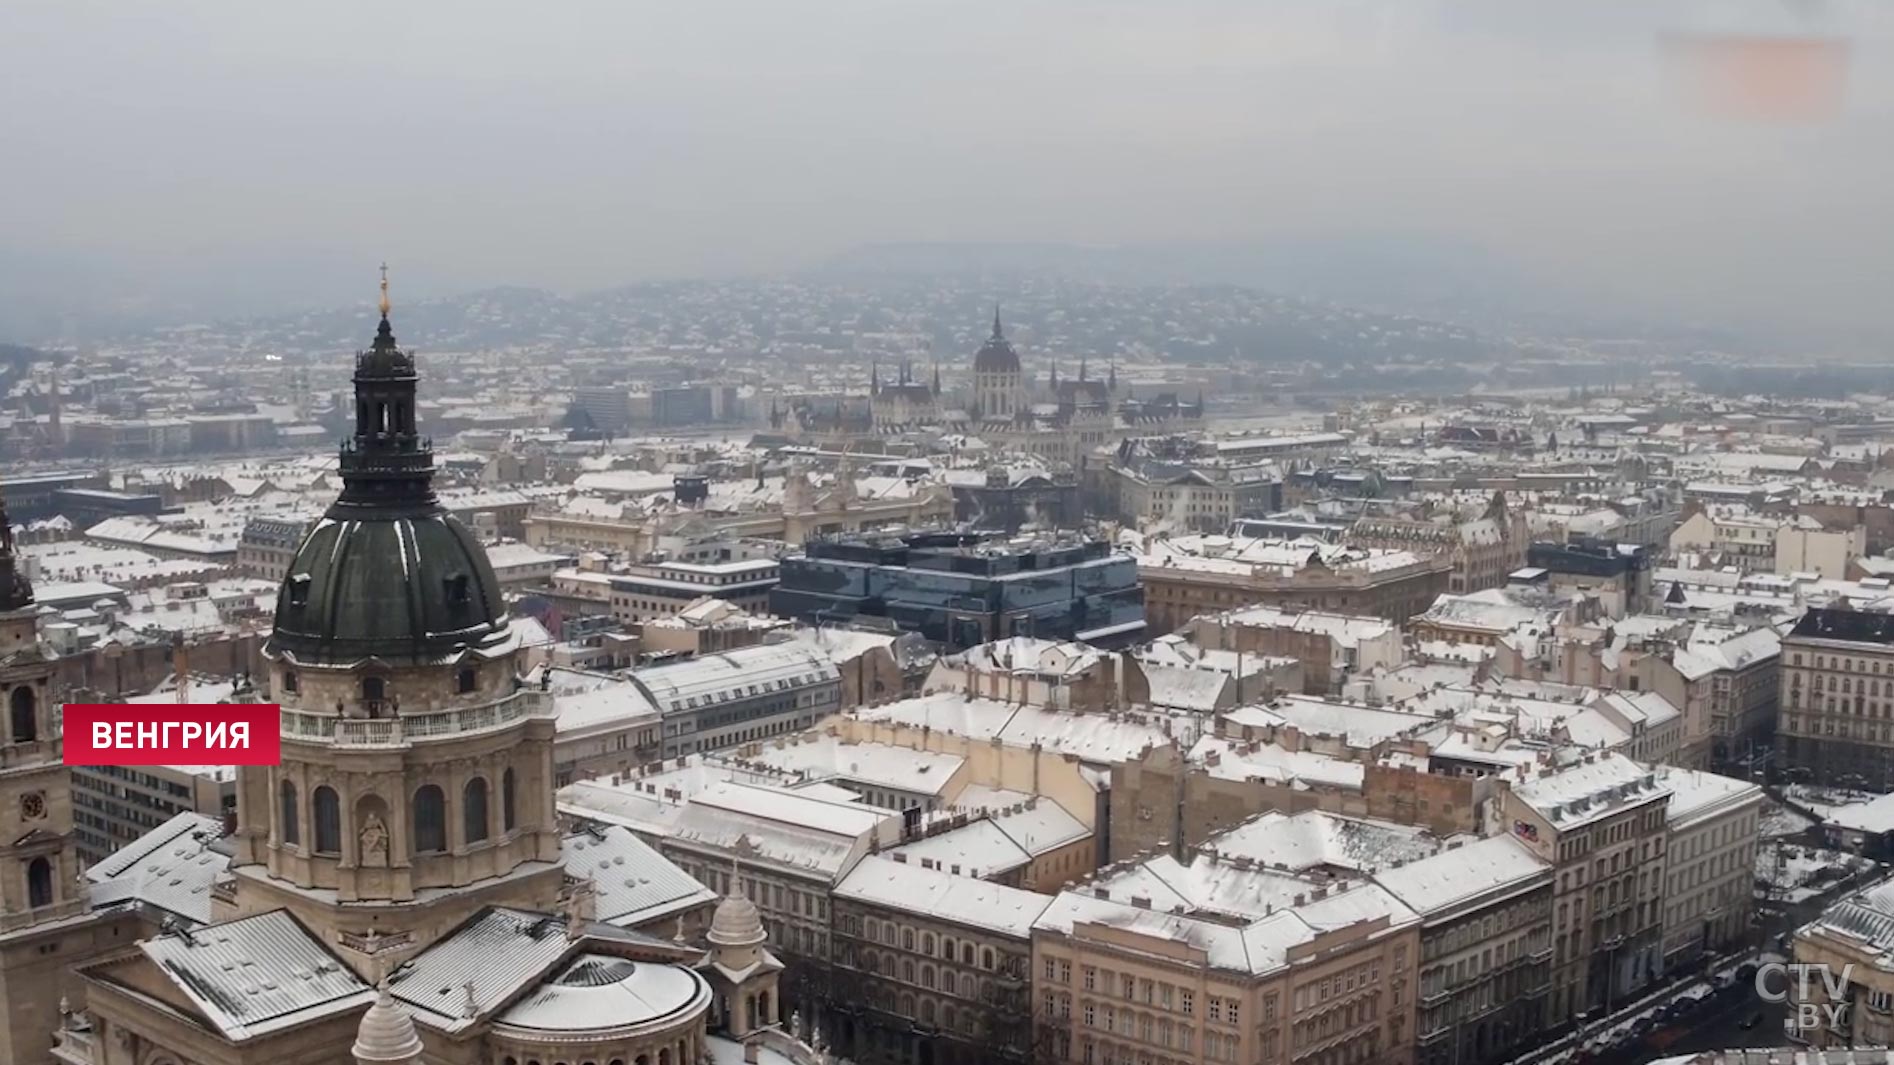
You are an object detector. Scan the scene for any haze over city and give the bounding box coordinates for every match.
[10,6,1894,1065]
[3,0,1891,350]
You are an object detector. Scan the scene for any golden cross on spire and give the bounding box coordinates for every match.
[378,262,391,318]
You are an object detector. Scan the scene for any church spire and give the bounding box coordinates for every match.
[378,261,391,319]
[992,304,1003,340]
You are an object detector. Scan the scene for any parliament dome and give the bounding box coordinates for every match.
[972,307,1021,374]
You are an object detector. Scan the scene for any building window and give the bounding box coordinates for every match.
[313,786,341,855]
[9,687,36,743]
[464,778,490,843]
[414,785,446,853]
[26,857,53,909]
[503,768,517,831]
[457,667,477,694]
[280,780,300,846]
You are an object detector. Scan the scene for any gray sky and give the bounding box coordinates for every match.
[3,0,1890,345]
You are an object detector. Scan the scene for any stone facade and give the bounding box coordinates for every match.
[1779,607,1894,789]
[0,505,97,1065]
[1139,552,1450,633]
[1499,757,1670,1020]
[829,862,1037,1065]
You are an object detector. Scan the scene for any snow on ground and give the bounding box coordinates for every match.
[1781,783,1884,821]
[1755,840,1876,902]
[1758,799,1813,839]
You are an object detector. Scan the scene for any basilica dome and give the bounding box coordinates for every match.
[267,280,510,666]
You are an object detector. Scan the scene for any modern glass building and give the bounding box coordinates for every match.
[769,531,1145,650]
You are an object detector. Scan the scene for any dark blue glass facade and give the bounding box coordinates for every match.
[770,533,1145,650]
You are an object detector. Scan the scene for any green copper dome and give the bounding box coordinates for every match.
[267,287,510,666]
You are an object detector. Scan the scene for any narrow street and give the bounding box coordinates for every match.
[1509,801,1887,1065]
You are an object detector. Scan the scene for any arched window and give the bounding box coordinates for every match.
[9,687,36,743]
[923,933,936,955]
[362,676,386,705]
[903,928,915,951]
[280,780,300,846]
[463,778,490,843]
[413,785,446,853]
[456,667,477,694]
[313,786,341,854]
[962,943,974,965]
[502,768,517,831]
[982,947,994,970]
[903,960,915,983]
[27,857,53,909]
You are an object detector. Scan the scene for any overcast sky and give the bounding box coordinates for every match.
[2,1,1890,345]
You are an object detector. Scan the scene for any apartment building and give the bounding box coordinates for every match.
[1373,835,1554,1065]
[1032,852,1421,1065]
[830,854,1049,1065]
[1779,606,1894,789]
[1500,753,1670,1020]
[1654,766,1762,972]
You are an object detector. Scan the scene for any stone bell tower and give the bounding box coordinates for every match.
[0,490,91,1065]
[0,492,82,929]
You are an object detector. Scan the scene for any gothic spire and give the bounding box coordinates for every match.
[992,304,1003,340]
